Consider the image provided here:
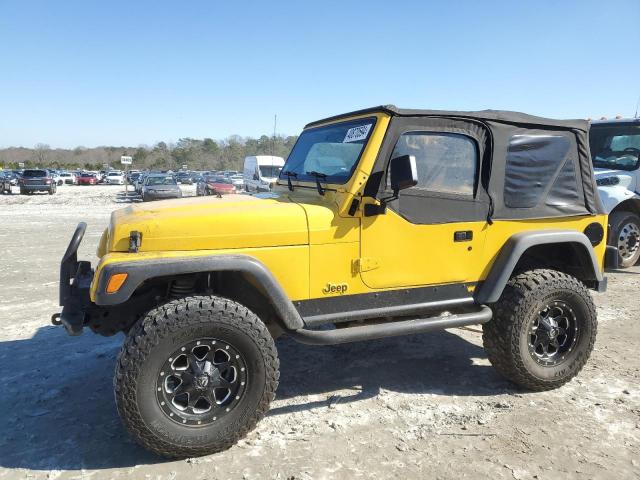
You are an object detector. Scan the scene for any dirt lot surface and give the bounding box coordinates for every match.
[0,185,638,480]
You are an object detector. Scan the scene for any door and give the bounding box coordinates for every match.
[360,127,490,289]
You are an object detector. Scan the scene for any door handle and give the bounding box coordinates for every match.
[454,231,473,242]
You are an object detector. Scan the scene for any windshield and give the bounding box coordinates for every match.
[146,176,176,186]
[590,124,640,171]
[23,170,47,177]
[259,165,282,178]
[280,117,376,184]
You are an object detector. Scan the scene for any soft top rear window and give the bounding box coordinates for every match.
[504,134,578,209]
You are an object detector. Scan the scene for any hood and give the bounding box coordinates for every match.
[105,193,308,253]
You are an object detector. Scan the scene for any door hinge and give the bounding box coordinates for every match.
[353,257,380,273]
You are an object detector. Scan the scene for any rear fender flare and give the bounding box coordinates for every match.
[475,230,604,304]
[94,254,304,330]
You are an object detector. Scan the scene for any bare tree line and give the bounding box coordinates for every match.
[0,134,298,171]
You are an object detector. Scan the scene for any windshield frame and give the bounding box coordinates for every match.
[279,116,378,186]
[590,123,640,172]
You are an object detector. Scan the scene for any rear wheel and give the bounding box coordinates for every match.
[609,211,640,268]
[483,269,597,391]
[114,296,279,458]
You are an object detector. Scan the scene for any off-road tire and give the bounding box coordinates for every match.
[609,211,640,268]
[114,295,279,458]
[483,269,597,391]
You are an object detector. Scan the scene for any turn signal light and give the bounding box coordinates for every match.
[106,273,128,293]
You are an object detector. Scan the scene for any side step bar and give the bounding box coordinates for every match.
[288,305,493,346]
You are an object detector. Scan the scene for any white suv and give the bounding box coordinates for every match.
[590,118,640,268]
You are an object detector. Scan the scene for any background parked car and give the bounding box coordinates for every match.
[134,174,147,194]
[18,169,56,195]
[127,172,141,185]
[176,171,194,184]
[106,171,125,185]
[57,172,77,185]
[229,173,244,189]
[0,172,13,194]
[77,172,98,185]
[196,175,237,196]
[2,171,19,186]
[141,174,182,202]
[243,155,284,192]
[590,117,640,268]
[49,170,64,186]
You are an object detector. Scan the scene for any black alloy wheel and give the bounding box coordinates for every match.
[156,338,248,426]
[527,300,578,366]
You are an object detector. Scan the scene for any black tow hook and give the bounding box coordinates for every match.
[51,313,62,326]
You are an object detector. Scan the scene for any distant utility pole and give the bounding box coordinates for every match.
[272,114,277,157]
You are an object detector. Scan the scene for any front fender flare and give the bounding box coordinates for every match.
[475,230,604,304]
[94,254,304,330]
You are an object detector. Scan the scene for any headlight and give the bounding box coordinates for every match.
[596,176,620,187]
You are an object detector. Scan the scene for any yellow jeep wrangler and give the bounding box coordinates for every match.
[53,106,615,458]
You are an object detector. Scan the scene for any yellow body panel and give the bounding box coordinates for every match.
[91,111,607,307]
[360,210,487,288]
[107,194,308,253]
[481,216,608,277]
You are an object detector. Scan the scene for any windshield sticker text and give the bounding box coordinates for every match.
[343,124,372,143]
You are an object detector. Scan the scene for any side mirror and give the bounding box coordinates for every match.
[389,154,418,195]
[363,155,418,217]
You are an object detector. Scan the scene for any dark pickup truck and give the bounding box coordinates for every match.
[19,169,57,195]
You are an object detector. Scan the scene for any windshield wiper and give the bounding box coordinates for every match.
[306,171,327,196]
[281,170,297,191]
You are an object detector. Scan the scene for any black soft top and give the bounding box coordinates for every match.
[306,105,603,220]
[305,105,589,132]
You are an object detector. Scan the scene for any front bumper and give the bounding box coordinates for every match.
[51,223,93,336]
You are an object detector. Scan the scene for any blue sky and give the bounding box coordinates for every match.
[1,0,639,148]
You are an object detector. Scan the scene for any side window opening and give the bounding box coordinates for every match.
[389,132,478,196]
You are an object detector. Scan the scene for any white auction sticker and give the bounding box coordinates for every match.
[343,124,372,143]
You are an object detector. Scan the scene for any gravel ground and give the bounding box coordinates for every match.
[0,185,638,480]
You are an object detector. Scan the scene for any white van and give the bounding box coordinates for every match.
[243,156,284,192]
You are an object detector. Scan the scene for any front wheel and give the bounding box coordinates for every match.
[114,296,279,458]
[609,211,640,268]
[483,269,597,391]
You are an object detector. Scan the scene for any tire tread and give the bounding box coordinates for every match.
[114,295,279,458]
